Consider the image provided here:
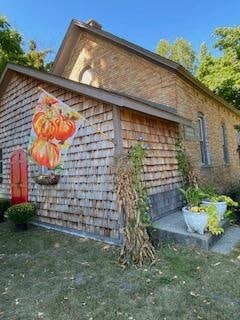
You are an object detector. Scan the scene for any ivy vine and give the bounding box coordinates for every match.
[206,204,224,235]
[175,138,188,185]
[129,144,151,225]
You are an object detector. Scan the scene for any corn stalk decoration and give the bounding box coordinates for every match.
[112,144,155,267]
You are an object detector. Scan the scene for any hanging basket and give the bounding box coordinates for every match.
[33,174,60,185]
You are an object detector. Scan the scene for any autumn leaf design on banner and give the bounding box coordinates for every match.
[28,90,81,173]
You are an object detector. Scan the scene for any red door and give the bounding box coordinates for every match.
[10,150,28,204]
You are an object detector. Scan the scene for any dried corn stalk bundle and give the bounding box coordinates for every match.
[112,154,155,267]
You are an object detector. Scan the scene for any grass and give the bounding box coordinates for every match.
[0,222,240,320]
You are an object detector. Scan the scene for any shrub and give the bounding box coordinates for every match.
[226,183,240,224]
[7,202,36,223]
[226,183,240,204]
[0,198,11,222]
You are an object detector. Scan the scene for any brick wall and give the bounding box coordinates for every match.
[62,31,178,108]
[176,78,240,189]
[61,30,240,189]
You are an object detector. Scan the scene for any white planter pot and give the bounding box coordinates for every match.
[182,207,208,235]
[202,201,227,220]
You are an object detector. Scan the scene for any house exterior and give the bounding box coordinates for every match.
[0,19,240,244]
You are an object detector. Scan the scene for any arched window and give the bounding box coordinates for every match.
[79,66,98,86]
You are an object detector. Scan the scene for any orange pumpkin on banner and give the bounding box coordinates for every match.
[31,138,61,169]
[54,114,76,141]
[33,112,57,139]
[41,96,58,106]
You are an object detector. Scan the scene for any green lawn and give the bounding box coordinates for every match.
[0,222,240,320]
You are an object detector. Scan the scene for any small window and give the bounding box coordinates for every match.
[0,148,2,183]
[198,113,209,165]
[221,123,229,164]
[79,66,98,86]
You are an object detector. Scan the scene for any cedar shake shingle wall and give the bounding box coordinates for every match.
[0,72,120,240]
[62,31,178,108]
[120,109,182,218]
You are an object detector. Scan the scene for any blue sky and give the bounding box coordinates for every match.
[1,0,240,62]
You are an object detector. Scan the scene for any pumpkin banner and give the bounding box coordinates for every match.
[28,90,81,173]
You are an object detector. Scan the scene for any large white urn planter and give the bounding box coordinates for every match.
[182,207,208,235]
[202,201,227,221]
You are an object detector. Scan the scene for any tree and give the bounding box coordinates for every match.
[24,40,51,71]
[0,16,51,74]
[156,37,196,73]
[0,16,24,73]
[214,27,240,58]
[196,27,240,108]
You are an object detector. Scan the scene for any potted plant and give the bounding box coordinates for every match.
[0,198,11,223]
[180,186,223,235]
[6,202,36,231]
[180,186,208,235]
[33,174,60,185]
[202,195,238,220]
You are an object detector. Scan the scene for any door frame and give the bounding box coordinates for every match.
[10,149,28,204]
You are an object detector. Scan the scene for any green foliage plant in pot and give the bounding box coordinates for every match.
[0,198,11,223]
[180,186,223,235]
[6,202,36,231]
[181,186,208,235]
[202,194,238,221]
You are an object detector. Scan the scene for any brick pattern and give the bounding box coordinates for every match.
[61,30,240,189]
[62,31,178,108]
[176,78,240,189]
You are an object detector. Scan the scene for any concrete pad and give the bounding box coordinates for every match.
[210,225,240,254]
[152,211,229,250]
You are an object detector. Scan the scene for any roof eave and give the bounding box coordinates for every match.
[52,19,240,118]
[0,63,191,127]
[51,19,79,75]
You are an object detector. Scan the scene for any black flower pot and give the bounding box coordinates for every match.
[15,222,28,232]
[0,214,4,223]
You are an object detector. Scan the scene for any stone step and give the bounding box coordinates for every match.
[151,211,230,251]
[210,225,240,254]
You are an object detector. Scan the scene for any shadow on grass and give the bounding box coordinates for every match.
[0,221,240,320]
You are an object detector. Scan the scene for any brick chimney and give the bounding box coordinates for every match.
[85,19,102,30]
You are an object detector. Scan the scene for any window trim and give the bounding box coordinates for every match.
[79,65,94,84]
[221,123,229,165]
[0,148,2,183]
[198,113,209,166]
